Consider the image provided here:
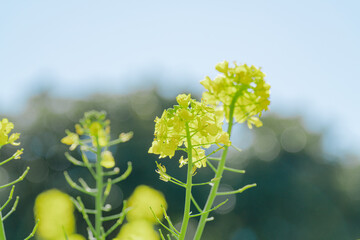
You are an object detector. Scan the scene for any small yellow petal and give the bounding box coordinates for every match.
[119,132,133,142]
[101,151,115,168]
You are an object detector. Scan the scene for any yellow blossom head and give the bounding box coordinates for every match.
[126,185,167,223]
[149,96,230,160]
[34,189,76,239]
[201,61,271,128]
[149,96,231,173]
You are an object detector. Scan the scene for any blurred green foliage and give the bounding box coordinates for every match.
[0,90,359,240]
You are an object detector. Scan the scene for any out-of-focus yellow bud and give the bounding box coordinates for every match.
[63,234,86,240]
[127,185,167,223]
[101,150,115,168]
[115,220,159,240]
[34,189,76,239]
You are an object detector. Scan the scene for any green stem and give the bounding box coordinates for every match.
[179,123,193,240]
[0,211,6,240]
[95,138,104,240]
[193,91,240,240]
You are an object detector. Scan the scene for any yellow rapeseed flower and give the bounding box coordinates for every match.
[201,61,271,128]
[149,96,231,172]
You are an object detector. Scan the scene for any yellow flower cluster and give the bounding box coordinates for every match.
[61,111,110,150]
[0,118,20,147]
[148,94,231,173]
[115,185,167,240]
[34,189,85,240]
[201,60,271,128]
[61,111,132,169]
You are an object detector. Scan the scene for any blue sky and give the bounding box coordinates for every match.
[0,1,359,156]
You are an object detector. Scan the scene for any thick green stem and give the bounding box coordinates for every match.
[193,91,240,240]
[95,139,104,240]
[0,211,6,240]
[179,123,193,240]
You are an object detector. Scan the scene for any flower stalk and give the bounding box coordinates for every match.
[148,61,270,240]
[193,90,239,239]
[0,119,37,239]
[95,138,105,240]
[61,110,133,239]
[178,123,193,239]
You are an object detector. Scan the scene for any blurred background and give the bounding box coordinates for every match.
[1,1,360,239]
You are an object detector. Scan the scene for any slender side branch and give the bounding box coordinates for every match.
[231,145,242,153]
[150,207,179,238]
[216,183,256,196]
[0,186,15,211]
[24,219,39,240]
[65,152,86,167]
[0,167,29,189]
[75,197,96,236]
[103,167,120,176]
[3,196,19,220]
[190,199,228,218]
[64,172,96,196]
[80,149,97,179]
[104,201,128,237]
[190,194,202,213]
[110,162,132,184]
[223,166,245,174]
[162,205,180,236]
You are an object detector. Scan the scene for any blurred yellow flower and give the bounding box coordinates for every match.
[114,220,159,240]
[34,189,80,240]
[127,185,167,223]
[65,234,86,240]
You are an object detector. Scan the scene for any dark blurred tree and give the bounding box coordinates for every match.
[1,91,360,240]
[202,116,358,240]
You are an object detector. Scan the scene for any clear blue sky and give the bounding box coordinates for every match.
[1,1,359,156]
